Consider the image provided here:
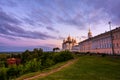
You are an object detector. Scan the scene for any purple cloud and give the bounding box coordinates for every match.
[0,9,21,25]
[23,18,36,26]
[27,8,53,24]
[0,34,18,40]
[0,23,56,40]
[56,10,87,30]
[0,8,56,40]
[83,0,120,25]
[46,26,59,33]
[0,0,17,7]
[58,36,64,40]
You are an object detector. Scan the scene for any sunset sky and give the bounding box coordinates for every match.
[0,0,120,52]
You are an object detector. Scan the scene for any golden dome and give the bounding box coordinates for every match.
[74,39,76,43]
[67,35,71,41]
[88,31,92,35]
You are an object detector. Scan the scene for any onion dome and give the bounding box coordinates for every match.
[67,35,71,41]
[74,39,76,43]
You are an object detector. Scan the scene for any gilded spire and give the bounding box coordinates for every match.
[88,27,92,38]
[88,27,91,33]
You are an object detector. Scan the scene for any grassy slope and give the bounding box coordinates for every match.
[16,60,73,80]
[38,55,120,80]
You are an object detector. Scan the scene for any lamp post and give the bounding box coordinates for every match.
[108,21,115,55]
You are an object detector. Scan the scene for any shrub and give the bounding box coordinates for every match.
[7,65,20,79]
[54,51,74,63]
[24,58,42,72]
[102,53,106,57]
[17,64,24,75]
[41,58,55,69]
[41,52,55,69]
[0,67,8,80]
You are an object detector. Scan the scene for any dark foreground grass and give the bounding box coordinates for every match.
[38,55,120,80]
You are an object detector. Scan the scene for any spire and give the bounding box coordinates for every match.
[88,27,92,38]
[67,34,71,41]
[89,27,91,32]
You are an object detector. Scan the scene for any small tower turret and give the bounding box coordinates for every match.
[88,27,92,38]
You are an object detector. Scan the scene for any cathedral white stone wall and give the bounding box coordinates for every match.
[62,35,77,51]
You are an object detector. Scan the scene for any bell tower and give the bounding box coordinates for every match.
[88,27,92,38]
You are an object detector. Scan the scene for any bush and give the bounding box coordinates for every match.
[0,67,8,80]
[17,64,24,75]
[7,65,20,79]
[24,58,42,72]
[41,58,55,69]
[102,53,106,57]
[54,51,74,63]
[41,52,55,69]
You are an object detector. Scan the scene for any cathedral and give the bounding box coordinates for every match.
[62,35,77,51]
[62,28,92,51]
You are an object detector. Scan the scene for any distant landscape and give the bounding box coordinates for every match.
[0,52,23,54]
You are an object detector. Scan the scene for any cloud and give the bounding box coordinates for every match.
[1,0,120,41]
[27,8,53,25]
[0,8,56,40]
[21,0,87,30]
[0,23,56,40]
[83,0,120,25]
[23,18,36,26]
[0,9,21,25]
[58,36,64,40]
[0,42,7,46]
[46,26,59,33]
[54,0,120,28]
[0,0,17,7]
[0,34,19,40]
[57,15,86,30]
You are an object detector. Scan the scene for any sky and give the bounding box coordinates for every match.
[0,0,120,52]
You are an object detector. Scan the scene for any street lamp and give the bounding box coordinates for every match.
[108,21,115,55]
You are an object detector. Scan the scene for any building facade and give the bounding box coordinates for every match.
[62,35,77,51]
[7,58,21,66]
[79,27,120,55]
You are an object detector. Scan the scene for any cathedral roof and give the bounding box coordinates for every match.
[67,35,71,41]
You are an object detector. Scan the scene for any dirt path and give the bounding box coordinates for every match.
[24,59,78,80]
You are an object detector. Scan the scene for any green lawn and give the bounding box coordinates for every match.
[38,55,120,80]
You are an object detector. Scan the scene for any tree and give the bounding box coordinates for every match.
[21,50,31,63]
[53,47,60,52]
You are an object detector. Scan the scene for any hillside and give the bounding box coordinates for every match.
[37,55,120,80]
